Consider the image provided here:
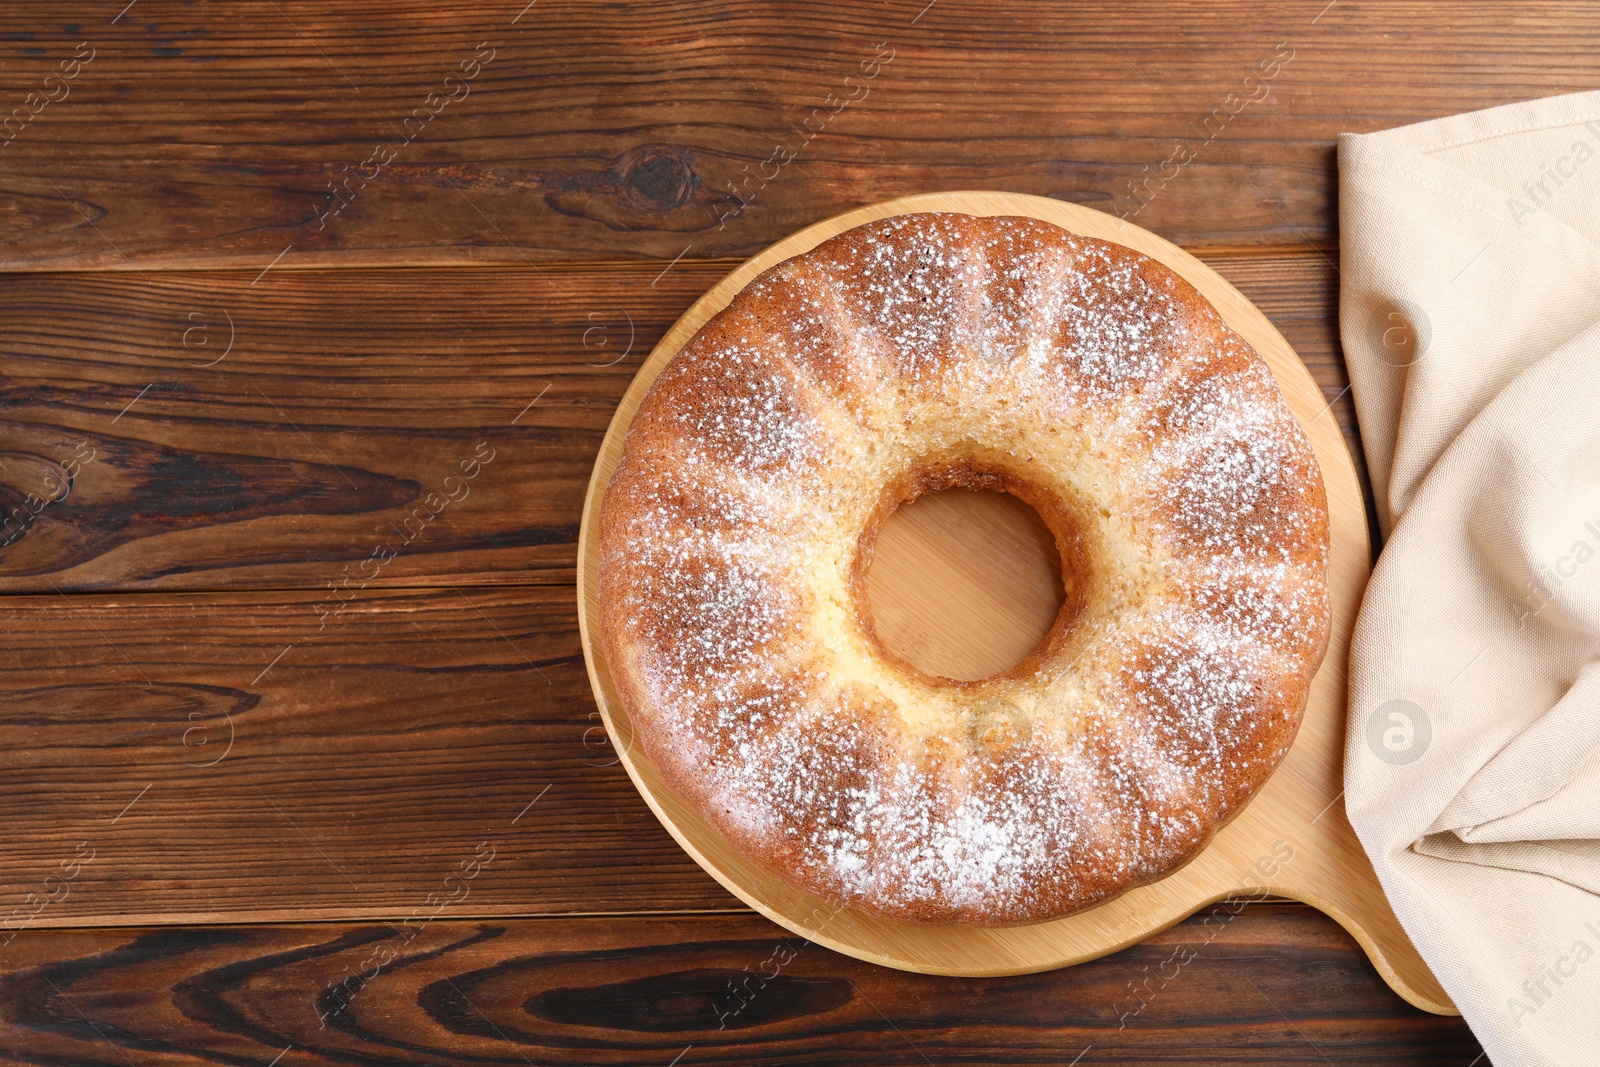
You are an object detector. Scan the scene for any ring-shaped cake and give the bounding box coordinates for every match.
[598,212,1330,925]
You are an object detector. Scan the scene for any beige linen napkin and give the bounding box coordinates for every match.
[1341,91,1600,1065]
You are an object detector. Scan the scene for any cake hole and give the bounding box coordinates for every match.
[863,488,1066,682]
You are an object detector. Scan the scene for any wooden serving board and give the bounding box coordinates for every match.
[576,191,1454,1015]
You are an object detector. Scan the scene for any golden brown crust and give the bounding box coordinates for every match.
[598,212,1331,926]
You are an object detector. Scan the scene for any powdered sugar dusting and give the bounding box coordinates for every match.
[1047,241,1199,404]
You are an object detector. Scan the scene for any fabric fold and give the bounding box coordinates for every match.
[1429,661,1600,838]
[1341,90,1600,1067]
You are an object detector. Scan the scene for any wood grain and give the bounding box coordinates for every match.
[0,267,648,591]
[0,1,1593,270]
[0,584,741,924]
[0,906,1480,1066]
[866,489,1065,681]
[0,252,1356,593]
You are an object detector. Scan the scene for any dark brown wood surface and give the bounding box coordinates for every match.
[0,1,1592,270]
[0,905,1480,1066]
[0,254,1349,592]
[3,0,1562,1060]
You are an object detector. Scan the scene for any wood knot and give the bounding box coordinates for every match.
[619,146,697,212]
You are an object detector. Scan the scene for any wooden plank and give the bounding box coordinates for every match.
[0,905,1480,1065]
[0,264,675,590]
[0,251,1358,593]
[0,584,741,924]
[0,1,1592,269]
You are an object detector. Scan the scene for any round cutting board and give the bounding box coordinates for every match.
[575,191,1455,1015]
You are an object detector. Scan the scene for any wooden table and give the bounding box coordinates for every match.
[6,1,1581,1061]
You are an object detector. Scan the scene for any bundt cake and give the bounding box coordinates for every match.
[597,212,1330,925]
